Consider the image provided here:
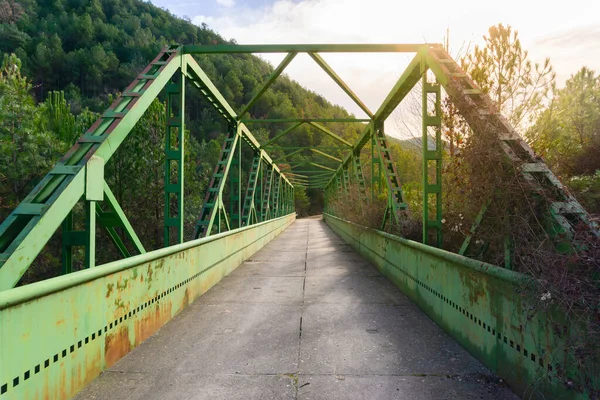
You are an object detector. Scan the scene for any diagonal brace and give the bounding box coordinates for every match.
[308,122,352,147]
[238,52,298,120]
[308,52,373,118]
[311,148,342,162]
[263,122,303,147]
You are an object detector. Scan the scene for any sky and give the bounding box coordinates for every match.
[152,0,600,137]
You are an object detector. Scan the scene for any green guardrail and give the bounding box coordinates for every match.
[0,213,296,400]
[323,213,597,400]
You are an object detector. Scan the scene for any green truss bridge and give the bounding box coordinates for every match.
[0,44,598,400]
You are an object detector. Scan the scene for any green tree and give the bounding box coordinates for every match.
[462,24,555,131]
[528,67,600,175]
[294,186,310,217]
[0,54,61,215]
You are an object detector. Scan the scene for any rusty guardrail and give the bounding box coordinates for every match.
[0,213,296,399]
[324,213,597,400]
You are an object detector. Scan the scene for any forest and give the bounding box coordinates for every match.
[0,0,599,283]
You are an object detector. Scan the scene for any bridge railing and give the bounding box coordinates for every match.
[0,213,295,400]
[324,213,597,400]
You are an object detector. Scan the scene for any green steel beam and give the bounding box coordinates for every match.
[242,154,261,226]
[164,69,185,245]
[183,44,427,54]
[286,170,334,174]
[326,51,425,189]
[274,148,304,163]
[1,45,297,291]
[284,162,305,170]
[277,146,344,151]
[311,148,342,162]
[238,124,261,152]
[310,162,337,172]
[283,159,339,168]
[184,54,237,122]
[242,118,370,124]
[373,49,424,123]
[421,73,443,247]
[102,182,146,255]
[0,47,184,290]
[187,56,292,189]
[263,122,303,147]
[308,122,353,147]
[238,52,297,120]
[308,52,373,118]
[194,130,240,238]
[283,173,309,179]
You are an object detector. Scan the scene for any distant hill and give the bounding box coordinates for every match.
[389,135,438,152]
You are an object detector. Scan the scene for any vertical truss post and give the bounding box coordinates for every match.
[228,124,242,229]
[374,122,406,230]
[164,68,186,245]
[284,183,288,215]
[61,202,96,273]
[61,212,74,274]
[422,73,443,247]
[271,173,281,218]
[261,165,274,221]
[288,183,291,214]
[242,153,261,226]
[278,182,284,217]
[370,127,379,202]
[283,183,288,215]
[256,159,264,222]
[61,156,104,273]
[194,126,238,238]
[352,155,368,202]
[85,200,96,269]
[342,168,350,196]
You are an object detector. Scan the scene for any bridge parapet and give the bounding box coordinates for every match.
[0,213,295,400]
[324,213,598,399]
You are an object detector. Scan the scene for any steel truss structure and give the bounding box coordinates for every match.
[0,43,597,290]
[0,45,295,290]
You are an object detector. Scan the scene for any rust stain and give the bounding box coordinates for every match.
[106,283,114,298]
[66,340,102,400]
[134,299,172,344]
[116,277,129,291]
[55,319,65,326]
[146,265,154,284]
[79,342,102,394]
[459,269,486,305]
[105,325,131,368]
[179,288,190,312]
[59,360,67,400]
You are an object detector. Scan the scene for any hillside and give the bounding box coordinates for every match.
[1,0,362,142]
[0,0,365,213]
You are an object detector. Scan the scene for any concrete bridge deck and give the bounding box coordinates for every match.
[75,217,518,400]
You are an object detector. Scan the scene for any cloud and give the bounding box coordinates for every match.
[535,24,600,48]
[190,0,600,136]
[216,0,235,7]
